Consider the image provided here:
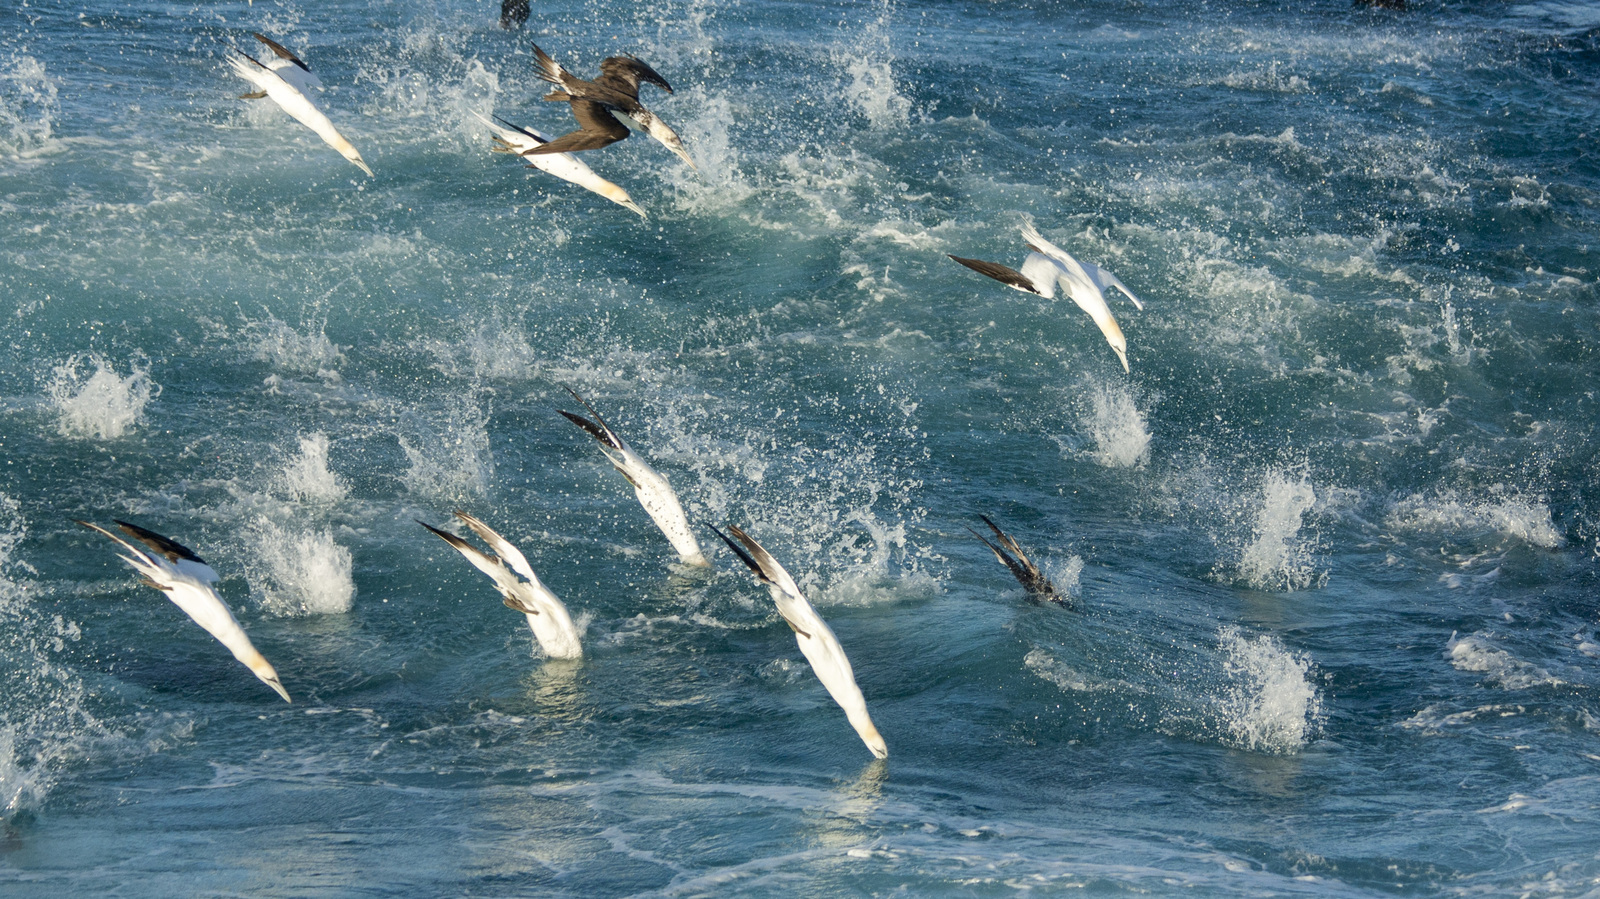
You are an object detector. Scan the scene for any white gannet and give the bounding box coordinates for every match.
[950,223,1144,372]
[419,511,583,659]
[968,515,1070,607]
[711,525,888,759]
[472,111,646,218]
[75,520,291,702]
[528,44,698,170]
[558,387,709,567]
[228,32,373,177]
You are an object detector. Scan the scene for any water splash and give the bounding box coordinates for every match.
[0,54,59,157]
[279,432,346,504]
[243,313,344,378]
[1237,470,1322,592]
[1213,626,1322,754]
[249,517,355,617]
[398,393,495,500]
[46,354,159,440]
[0,496,103,816]
[833,3,911,130]
[1078,378,1151,469]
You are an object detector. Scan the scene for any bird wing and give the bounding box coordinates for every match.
[111,519,220,582]
[252,33,310,72]
[712,525,807,609]
[474,112,648,218]
[1080,260,1144,310]
[450,512,545,589]
[969,515,1062,602]
[598,55,673,94]
[949,255,1048,297]
[227,49,372,176]
[419,519,534,610]
[520,101,631,155]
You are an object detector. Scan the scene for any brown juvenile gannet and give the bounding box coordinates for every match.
[227,32,373,176]
[558,387,708,567]
[968,515,1070,607]
[525,43,697,170]
[712,524,888,759]
[76,520,291,702]
[419,511,583,660]
[474,111,646,217]
[950,223,1144,372]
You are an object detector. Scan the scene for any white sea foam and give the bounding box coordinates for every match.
[1214,627,1322,754]
[398,393,495,500]
[46,354,159,440]
[0,54,59,157]
[1385,491,1563,549]
[1237,470,1323,592]
[1446,631,1561,690]
[1078,378,1151,469]
[250,517,355,617]
[279,432,346,504]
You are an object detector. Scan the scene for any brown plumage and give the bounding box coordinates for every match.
[969,515,1068,606]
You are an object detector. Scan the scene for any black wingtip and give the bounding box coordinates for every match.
[708,524,762,579]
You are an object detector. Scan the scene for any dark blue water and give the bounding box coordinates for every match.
[2,0,1597,894]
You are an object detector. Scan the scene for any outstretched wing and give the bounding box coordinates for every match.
[520,101,631,155]
[949,255,1044,296]
[252,32,310,72]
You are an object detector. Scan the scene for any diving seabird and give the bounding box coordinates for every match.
[969,515,1068,607]
[474,111,646,217]
[558,387,708,566]
[228,32,374,176]
[419,512,583,660]
[500,0,530,30]
[526,44,698,170]
[950,223,1144,372]
[712,525,888,759]
[75,520,292,702]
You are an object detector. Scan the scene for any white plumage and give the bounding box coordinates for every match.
[714,525,888,759]
[559,388,709,568]
[473,112,646,218]
[951,223,1145,372]
[76,520,291,703]
[227,33,372,177]
[420,511,583,660]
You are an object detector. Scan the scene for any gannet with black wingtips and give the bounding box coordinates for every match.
[558,387,709,567]
[75,520,291,702]
[474,111,645,217]
[528,43,697,170]
[419,512,582,659]
[711,524,888,759]
[227,32,373,176]
[969,515,1070,607]
[950,223,1144,372]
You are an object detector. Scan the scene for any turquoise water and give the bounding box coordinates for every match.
[2,0,1598,894]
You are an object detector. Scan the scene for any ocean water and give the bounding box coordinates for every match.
[2,0,1598,894]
